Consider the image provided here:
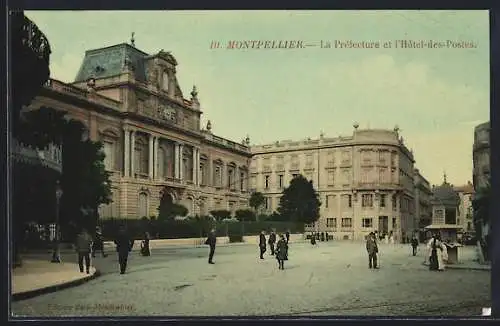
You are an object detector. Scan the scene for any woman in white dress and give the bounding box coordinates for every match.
[427,234,448,271]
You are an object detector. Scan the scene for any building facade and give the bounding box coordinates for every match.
[473,121,490,191]
[414,168,432,230]
[454,182,475,233]
[250,124,417,241]
[27,42,252,219]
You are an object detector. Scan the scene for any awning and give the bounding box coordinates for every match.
[424,224,463,230]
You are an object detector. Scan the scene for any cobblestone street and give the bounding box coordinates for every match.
[12,241,490,317]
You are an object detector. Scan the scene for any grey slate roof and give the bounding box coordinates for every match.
[74,43,149,83]
[431,182,460,207]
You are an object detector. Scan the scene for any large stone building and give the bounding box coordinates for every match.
[454,182,475,233]
[414,168,432,231]
[250,124,417,241]
[27,41,252,219]
[473,121,490,191]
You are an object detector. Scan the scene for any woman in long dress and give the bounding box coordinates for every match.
[276,234,288,270]
[427,234,448,271]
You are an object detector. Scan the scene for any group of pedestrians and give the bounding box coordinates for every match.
[259,230,290,270]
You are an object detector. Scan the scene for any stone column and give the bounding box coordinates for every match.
[179,143,184,181]
[154,137,160,179]
[123,127,130,177]
[130,130,136,177]
[208,156,214,187]
[174,143,179,179]
[148,134,154,179]
[192,147,197,185]
[196,148,201,186]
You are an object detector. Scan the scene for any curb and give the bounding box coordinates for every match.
[12,269,101,302]
[421,262,490,272]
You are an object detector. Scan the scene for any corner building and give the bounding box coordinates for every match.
[28,42,252,219]
[250,126,417,242]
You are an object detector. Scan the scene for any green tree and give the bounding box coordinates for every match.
[209,209,232,221]
[277,175,321,224]
[157,192,188,220]
[235,209,256,222]
[249,191,265,213]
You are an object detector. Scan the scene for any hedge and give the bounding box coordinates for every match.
[99,218,304,240]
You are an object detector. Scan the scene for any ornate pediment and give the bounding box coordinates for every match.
[158,50,178,66]
[157,104,178,123]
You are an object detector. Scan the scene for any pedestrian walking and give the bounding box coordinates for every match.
[411,236,419,256]
[268,230,277,255]
[140,231,151,256]
[92,226,108,258]
[259,230,267,259]
[114,225,134,274]
[285,230,290,244]
[366,232,379,269]
[427,233,448,271]
[310,232,317,246]
[205,228,216,264]
[320,232,325,242]
[276,234,288,270]
[75,228,93,274]
[325,232,329,241]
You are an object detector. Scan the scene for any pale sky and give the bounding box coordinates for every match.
[25,10,490,187]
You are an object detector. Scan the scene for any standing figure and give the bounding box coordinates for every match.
[92,226,107,258]
[259,230,267,259]
[366,232,379,269]
[140,231,151,256]
[389,231,395,244]
[268,230,277,255]
[320,232,325,242]
[310,232,317,246]
[325,232,329,241]
[427,234,448,271]
[75,228,93,274]
[411,236,419,256]
[285,230,290,244]
[276,234,289,270]
[205,228,217,264]
[114,225,134,274]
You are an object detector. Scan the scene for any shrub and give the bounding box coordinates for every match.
[210,210,232,221]
[235,209,256,222]
[228,234,244,243]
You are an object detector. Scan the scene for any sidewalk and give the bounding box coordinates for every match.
[421,246,491,271]
[11,259,99,301]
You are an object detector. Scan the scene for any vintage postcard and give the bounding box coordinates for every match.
[10,10,491,318]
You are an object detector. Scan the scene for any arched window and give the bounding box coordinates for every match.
[183,147,193,182]
[101,129,119,171]
[138,192,148,218]
[134,136,149,175]
[162,71,169,91]
[157,147,165,178]
[165,142,175,178]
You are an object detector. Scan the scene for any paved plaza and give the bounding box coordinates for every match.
[12,241,490,317]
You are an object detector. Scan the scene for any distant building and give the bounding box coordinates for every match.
[250,124,417,242]
[472,121,490,191]
[414,168,432,230]
[453,182,475,233]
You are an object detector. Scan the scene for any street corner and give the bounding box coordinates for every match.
[12,266,101,302]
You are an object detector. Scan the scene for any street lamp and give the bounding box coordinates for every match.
[51,180,63,263]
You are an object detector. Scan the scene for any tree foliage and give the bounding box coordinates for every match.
[157,192,188,220]
[235,209,256,222]
[249,191,266,211]
[209,210,232,221]
[277,175,321,224]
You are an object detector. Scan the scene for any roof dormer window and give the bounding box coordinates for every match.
[162,71,169,92]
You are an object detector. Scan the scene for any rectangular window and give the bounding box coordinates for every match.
[265,175,270,189]
[327,171,335,186]
[292,173,298,179]
[279,174,283,188]
[103,141,113,171]
[240,172,245,191]
[327,218,337,228]
[325,195,329,208]
[380,194,386,208]
[362,194,373,207]
[264,197,269,209]
[342,194,352,208]
[392,217,397,228]
[341,218,352,228]
[362,218,373,228]
[392,195,397,210]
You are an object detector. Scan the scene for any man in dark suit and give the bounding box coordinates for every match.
[366,232,379,269]
[205,228,216,264]
[268,230,277,255]
[259,230,267,259]
[114,225,134,274]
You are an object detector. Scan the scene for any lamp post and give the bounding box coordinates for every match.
[51,180,63,263]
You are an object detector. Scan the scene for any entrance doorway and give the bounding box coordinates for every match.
[378,216,388,236]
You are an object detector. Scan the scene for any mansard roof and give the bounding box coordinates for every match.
[74,43,151,83]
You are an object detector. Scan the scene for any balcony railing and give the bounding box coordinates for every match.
[11,139,62,173]
[16,13,51,65]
